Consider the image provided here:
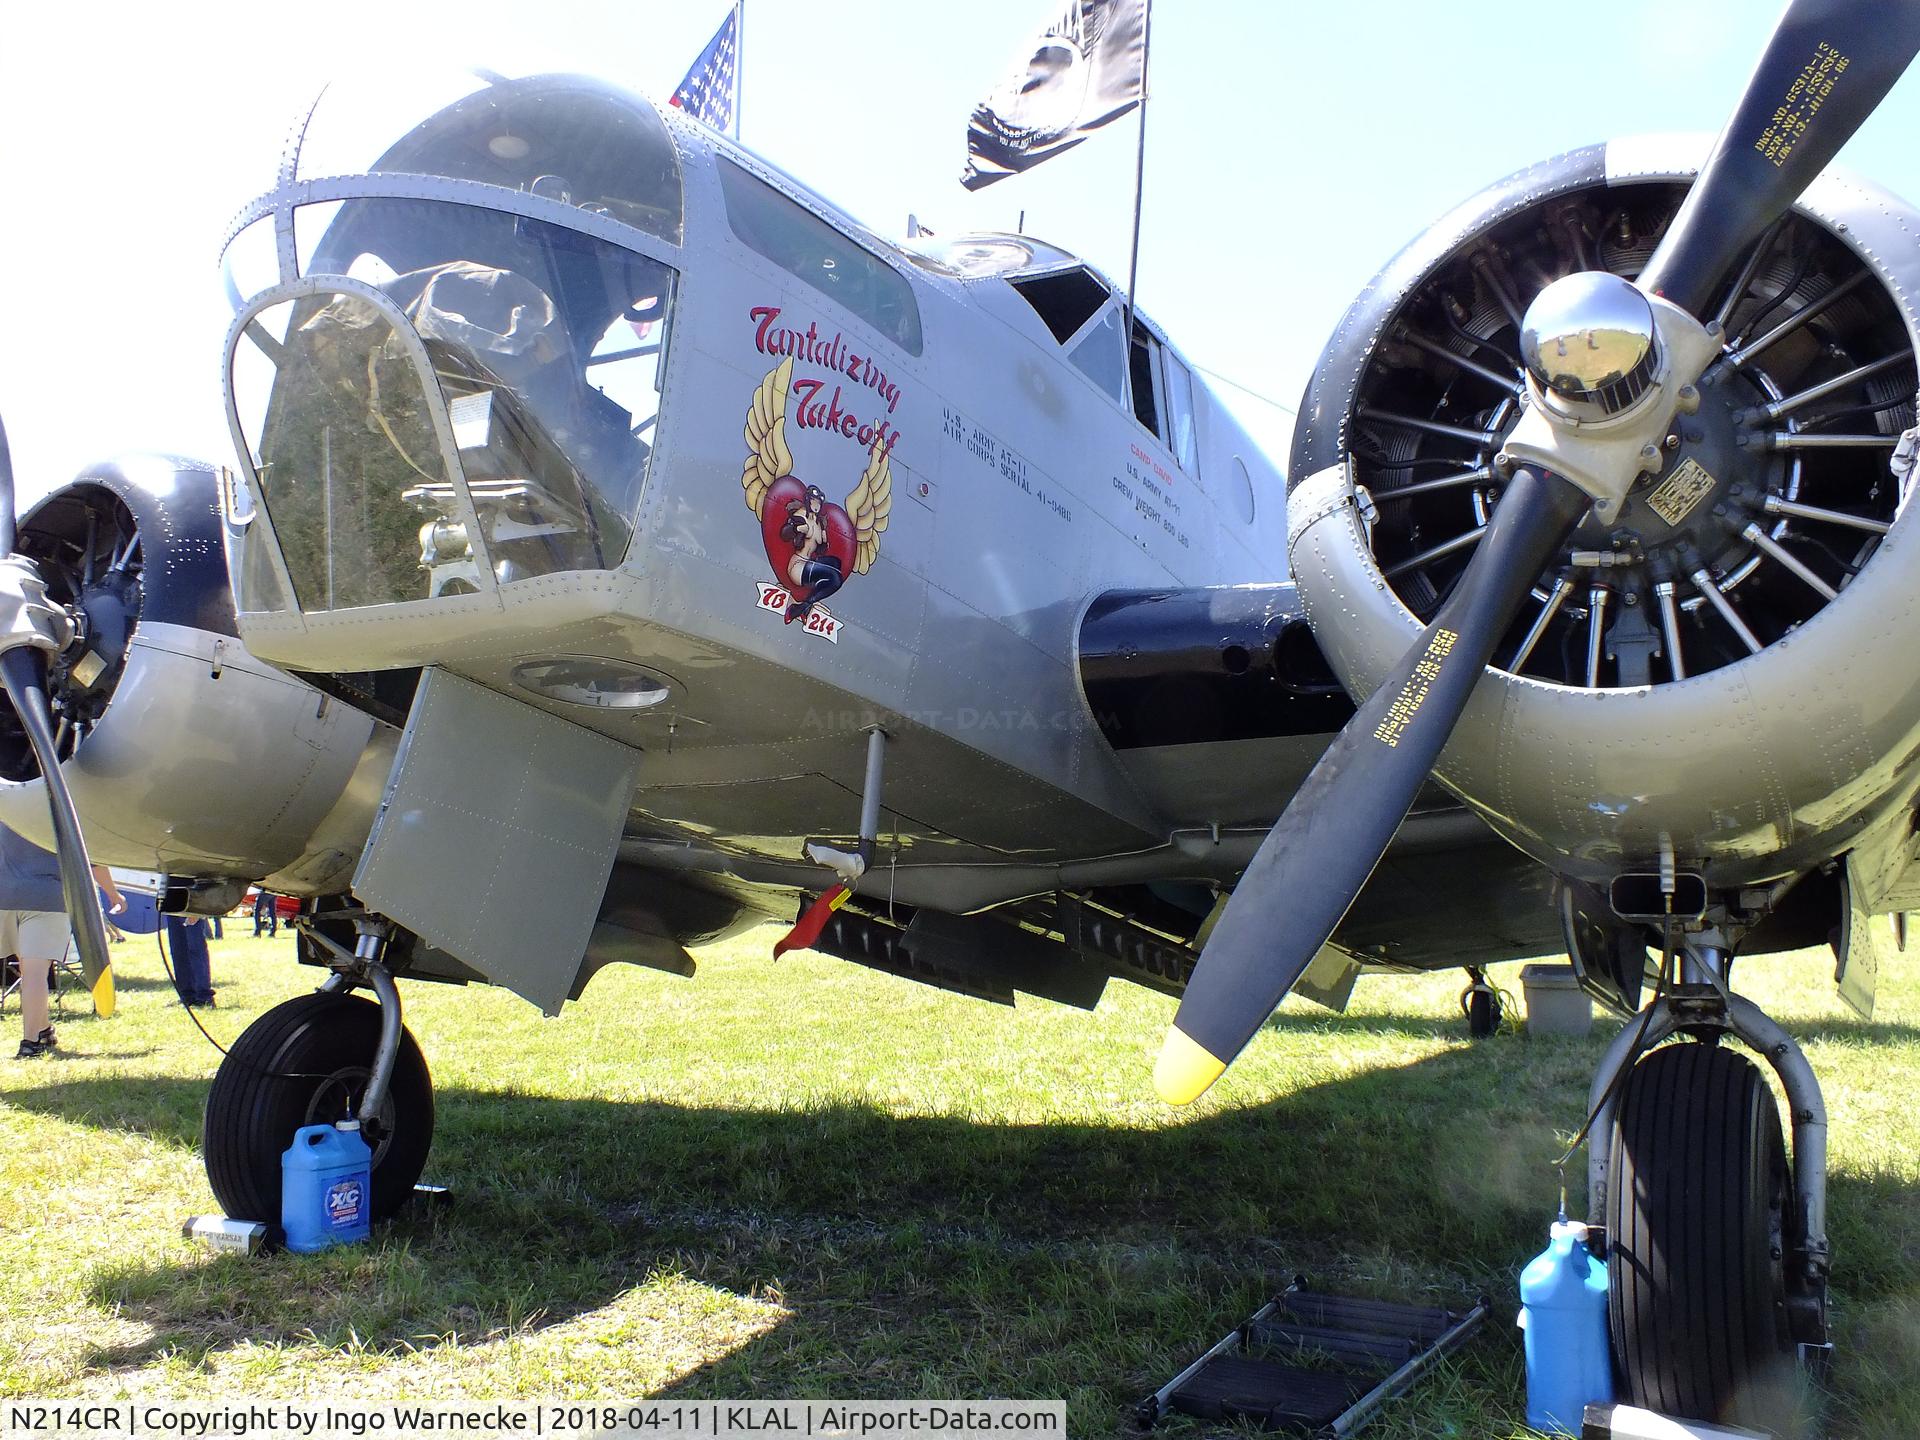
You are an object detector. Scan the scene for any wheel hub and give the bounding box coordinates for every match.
[303,1065,398,1167]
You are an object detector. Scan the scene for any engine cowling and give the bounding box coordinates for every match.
[0,454,396,894]
[1289,137,1920,889]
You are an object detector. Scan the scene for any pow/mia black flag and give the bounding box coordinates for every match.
[961,0,1147,191]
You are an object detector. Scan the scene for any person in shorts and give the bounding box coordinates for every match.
[4,823,124,1059]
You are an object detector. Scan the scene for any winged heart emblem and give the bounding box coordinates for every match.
[741,356,892,632]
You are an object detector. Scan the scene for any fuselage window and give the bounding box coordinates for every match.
[718,160,923,355]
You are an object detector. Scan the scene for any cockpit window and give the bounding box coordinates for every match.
[717,160,922,355]
[294,73,683,246]
[1069,308,1127,403]
[1129,320,1163,438]
[1009,267,1110,343]
[1164,352,1200,475]
[231,198,678,610]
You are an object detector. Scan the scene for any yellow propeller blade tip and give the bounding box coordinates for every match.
[91,967,115,1019]
[1154,1026,1225,1106]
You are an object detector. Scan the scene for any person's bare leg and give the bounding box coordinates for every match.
[19,950,49,1043]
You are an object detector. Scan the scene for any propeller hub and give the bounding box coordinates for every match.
[1521,272,1660,417]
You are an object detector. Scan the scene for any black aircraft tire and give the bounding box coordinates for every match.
[1606,1042,1792,1426]
[1467,987,1499,1037]
[203,991,434,1227]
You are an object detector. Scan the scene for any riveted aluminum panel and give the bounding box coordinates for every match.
[353,668,639,1013]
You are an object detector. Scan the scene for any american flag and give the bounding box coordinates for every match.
[669,9,739,134]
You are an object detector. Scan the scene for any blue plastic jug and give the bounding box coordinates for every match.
[281,1121,372,1253]
[1517,1219,1613,1435]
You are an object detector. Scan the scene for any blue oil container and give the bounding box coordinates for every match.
[281,1121,372,1252]
[1517,1219,1613,1435]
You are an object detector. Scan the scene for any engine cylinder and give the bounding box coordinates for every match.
[1288,138,1920,887]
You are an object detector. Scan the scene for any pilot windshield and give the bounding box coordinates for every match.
[232,198,676,608]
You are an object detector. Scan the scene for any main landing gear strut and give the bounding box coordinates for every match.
[1460,967,1503,1037]
[202,915,435,1229]
[1588,963,1829,1429]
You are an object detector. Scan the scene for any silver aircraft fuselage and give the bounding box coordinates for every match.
[216,75,1293,897]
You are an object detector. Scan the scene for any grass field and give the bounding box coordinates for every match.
[1,926,1915,1437]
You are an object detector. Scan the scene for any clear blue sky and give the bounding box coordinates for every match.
[2,0,1916,501]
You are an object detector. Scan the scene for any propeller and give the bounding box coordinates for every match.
[1156,0,1920,1106]
[0,415,114,1017]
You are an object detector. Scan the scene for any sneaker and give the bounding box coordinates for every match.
[14,1027,54,1060]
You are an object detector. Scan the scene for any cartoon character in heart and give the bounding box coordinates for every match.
[742,357,892,622]
[762,477,856,618]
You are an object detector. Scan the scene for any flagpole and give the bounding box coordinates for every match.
[1123,0,1151,330]
[733,0,744,141]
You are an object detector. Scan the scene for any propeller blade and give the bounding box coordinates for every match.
[1639,0,1920,316]
[0,650,113,1016]
[1156,468,1590,1104]
[0,412,15,555]
[0,415,112,1015]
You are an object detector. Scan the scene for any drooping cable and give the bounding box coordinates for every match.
[155,917,339,1081]
[1552,909,1679,1185]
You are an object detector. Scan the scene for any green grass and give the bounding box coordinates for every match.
[2,928,1916,1436]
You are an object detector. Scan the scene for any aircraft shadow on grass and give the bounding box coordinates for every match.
[11,1019,1918,1419]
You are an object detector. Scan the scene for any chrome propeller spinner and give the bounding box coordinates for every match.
[1520,271,1661,418]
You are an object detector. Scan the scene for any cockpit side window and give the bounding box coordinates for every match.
[717,160,923,355]
[1129,319,1164,440]
[1009,268,1110,343]
[1068,309,1127,404]
[1164,351,1200,475]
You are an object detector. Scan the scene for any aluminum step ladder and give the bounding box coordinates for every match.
[1140,1280,1489,1435]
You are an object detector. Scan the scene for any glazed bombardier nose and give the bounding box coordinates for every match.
[1520,272,1659,416]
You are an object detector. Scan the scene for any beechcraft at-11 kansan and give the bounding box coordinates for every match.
[0,0,1916,1423]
